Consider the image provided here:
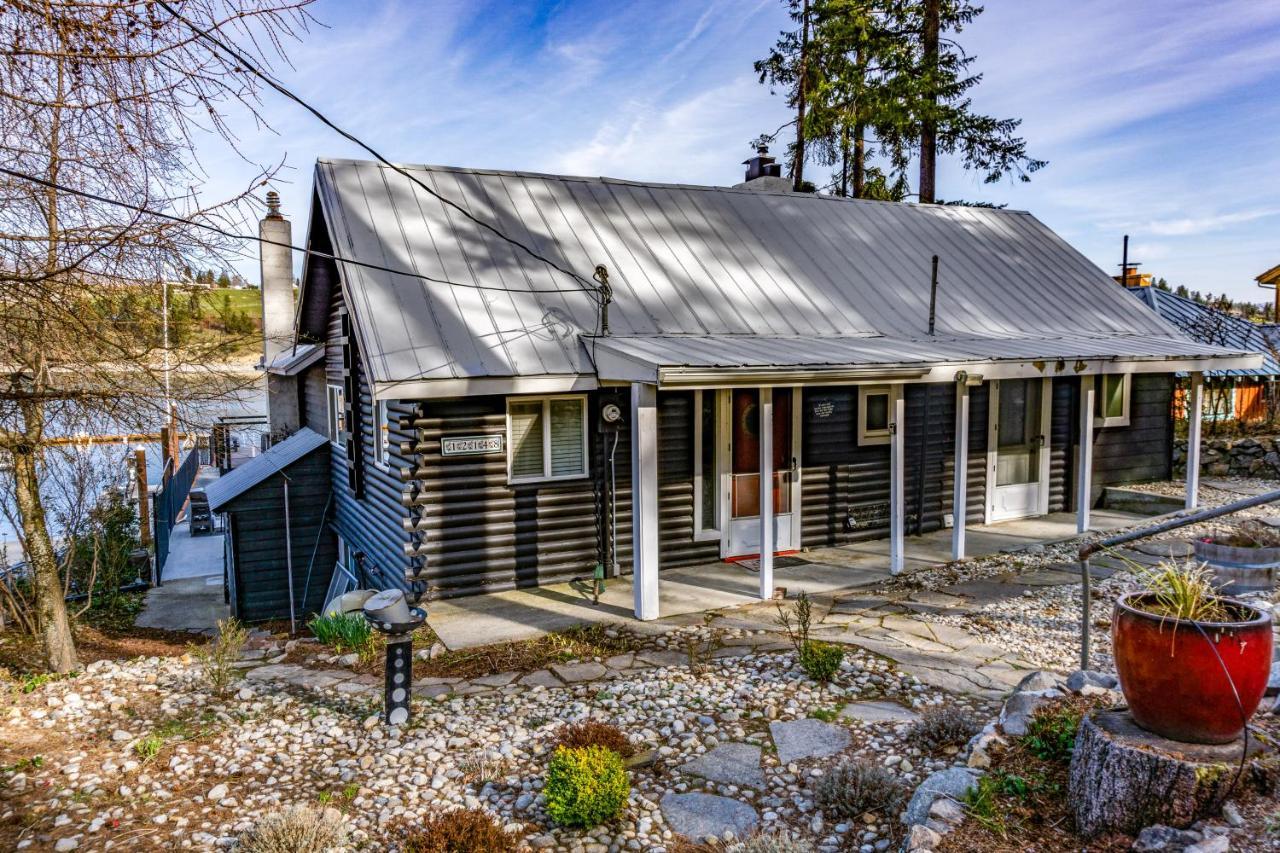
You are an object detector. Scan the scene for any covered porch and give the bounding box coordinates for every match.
[427,508,1145,649]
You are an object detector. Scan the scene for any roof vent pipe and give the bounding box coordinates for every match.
[928,255,940,336]
[743,142,783,182]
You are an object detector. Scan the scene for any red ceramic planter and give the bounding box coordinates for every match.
[1112,592,1272,744]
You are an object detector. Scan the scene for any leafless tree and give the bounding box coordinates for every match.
[0,1,314,671]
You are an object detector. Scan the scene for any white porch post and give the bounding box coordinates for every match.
[890,389,905,575]
[1186,372,1204,510]
[1076,375,1095,533]
[951,382,969,560]
[758,387,774,599]
[631,382,659,620]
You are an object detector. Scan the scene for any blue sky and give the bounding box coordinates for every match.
[200,0,1280,302]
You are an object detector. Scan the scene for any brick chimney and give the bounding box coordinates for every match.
[259,191,300,438]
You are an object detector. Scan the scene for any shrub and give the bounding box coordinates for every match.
[553,720,635,759]
[798,641,843,683]
[544,745,630,827]
[309,612,377,663]
[909,705,979,752]
[237,804,347,853]
[814,760,906,820]
[196,617,248,697]
[1023,702,1084,762]
[396,809,518,853]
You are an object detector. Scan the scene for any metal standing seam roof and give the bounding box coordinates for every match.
[206,427,328,512]
[1126,287,1280,377]
[309,159,1258,392]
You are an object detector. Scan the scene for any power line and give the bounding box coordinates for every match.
[0,165,597,298]
[154,0,600,299]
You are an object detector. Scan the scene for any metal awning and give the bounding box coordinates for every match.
[590,333,1263,387]
[264,343,324,376]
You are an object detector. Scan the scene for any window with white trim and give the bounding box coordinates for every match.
[507,395,588,483]
[1094,374,1131,428]
[374,399,391,467]
[857,385,893,445]
[326,384,345,445]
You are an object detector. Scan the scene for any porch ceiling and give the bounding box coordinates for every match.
[589,332,1262,386]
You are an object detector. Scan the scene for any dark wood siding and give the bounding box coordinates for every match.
[1093,373,1173,491]
[1050,377,1075,514]
[801,383,974,548]
[222,449,337,623]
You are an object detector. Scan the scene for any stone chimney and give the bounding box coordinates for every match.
[259,191,294,364]
[259,191,300,438]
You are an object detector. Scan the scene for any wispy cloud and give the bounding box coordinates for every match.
[1144,209,1280,237]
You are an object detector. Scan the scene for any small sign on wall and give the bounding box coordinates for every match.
[441,434,504,457]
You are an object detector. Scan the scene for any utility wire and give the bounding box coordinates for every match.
[0,165,596,297]
[155,0,600,299]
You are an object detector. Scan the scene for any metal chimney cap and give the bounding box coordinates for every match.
[264,190,283,220]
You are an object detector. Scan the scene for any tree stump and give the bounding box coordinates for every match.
[1069,709,1275,838]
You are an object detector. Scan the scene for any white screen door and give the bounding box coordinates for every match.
[988,378,1052,522]
[724,388,802,557]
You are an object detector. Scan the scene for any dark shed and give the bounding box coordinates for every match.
[207,428,337,623]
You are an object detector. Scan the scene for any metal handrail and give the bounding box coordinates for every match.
[1078,487,1280,670]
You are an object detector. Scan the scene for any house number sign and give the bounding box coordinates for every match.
[441,435,504,457]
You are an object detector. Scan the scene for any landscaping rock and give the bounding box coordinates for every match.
[998,689,1062,737]
[679,742,765,789]
[840,700,921,724]
[1066,670,1119,693]
[904,823,941,851]
[903,768,981,827]
[1185,836,1229,853]
[660,791,759,840]
[1132,824,1203,851]
[1014,670,1059,693]
[769,718,851,764]
[550,662,607,683]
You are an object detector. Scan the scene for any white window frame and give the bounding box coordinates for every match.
[1094,374,1131,428]
[857,385,896,445]
[373,399,392,468]
[326,384,345,446]
[506,394,590,484]
[692,389,728,542]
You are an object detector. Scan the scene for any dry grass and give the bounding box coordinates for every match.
[394,809,519,853]
[413,624,642,680]
[236,805,348,853]
[553,720,635,758]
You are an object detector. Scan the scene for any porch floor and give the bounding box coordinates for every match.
[426,509,1148,650]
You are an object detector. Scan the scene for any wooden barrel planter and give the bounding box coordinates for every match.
[1194,537,1280,594]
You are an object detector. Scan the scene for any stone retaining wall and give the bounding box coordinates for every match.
[1172,436,1280,478]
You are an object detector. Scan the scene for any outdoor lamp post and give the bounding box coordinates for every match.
[362,589,426,726]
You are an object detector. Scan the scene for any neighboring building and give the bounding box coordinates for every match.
[249,157,1259,621]
[1126,285,1280,423]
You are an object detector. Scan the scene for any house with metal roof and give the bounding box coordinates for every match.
[1126,284,1280,423]
[254,156,1261,620]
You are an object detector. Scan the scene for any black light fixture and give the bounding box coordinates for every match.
[362,589,427,726]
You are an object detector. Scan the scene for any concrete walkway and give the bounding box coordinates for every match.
[427,509,1146,650]
[135,519,228,634]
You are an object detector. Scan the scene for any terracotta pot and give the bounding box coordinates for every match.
[1112,592,1272,744]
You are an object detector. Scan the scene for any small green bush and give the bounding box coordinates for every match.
[798,641,844,683]
[309,612,375,661]
[1024,703,1083,762]
[196,617,248,697]
[544,745,630,827]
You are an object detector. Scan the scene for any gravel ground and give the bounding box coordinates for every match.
[0,626,992,852]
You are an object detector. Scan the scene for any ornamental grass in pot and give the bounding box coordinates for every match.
[1112,560,1272,745]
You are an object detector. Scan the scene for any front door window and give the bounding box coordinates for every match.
[730,388,793,519]
[996,378,1042,486]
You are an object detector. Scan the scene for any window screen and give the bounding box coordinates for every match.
[864,393,889,433]
[549,398,585,476]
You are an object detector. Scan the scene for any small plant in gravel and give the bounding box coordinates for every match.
[237,804,348,853]
[798,641,844,683]
[909,705,979,752]
[554,720,635,758]
[814,759,907,821]
[962,772,1010,837]
[308,612,377,661]
[133,734,162,761]
[196,617,248,697]
[1023,701,1084,762]
[777,592,845,683]
[544,744,630,827]
[395,808,519,853]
